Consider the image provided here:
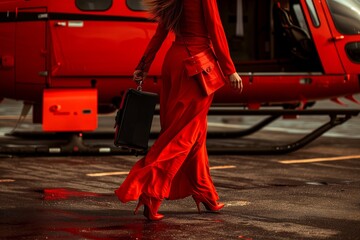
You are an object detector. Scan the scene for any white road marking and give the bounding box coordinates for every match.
[87,165,236,177]
[210,165,237,170]
[279,155,360,164]
[86,171,129,177]
[0,179,15,183]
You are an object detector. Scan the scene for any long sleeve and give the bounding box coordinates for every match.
[202,0,236,76]
[136,21,170,72]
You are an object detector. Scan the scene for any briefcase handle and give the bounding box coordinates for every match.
[135,70,144,91]
[136,80,143,91]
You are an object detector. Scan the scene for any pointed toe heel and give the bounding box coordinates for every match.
[192,195,224,213]
[136,194,164,221]
[134,200,143,215]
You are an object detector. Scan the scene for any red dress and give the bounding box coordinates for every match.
[115,0,236,203]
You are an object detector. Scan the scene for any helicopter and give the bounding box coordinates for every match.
[0,0,359,154]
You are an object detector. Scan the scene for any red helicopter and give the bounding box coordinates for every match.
[0,0,359,154]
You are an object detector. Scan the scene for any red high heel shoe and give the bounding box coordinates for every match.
[192,195,225,213]
[134,194,164,221]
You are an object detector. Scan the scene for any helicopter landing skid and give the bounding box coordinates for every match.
[0,132,139,156]
[205,108,359,154]
[0,109,359,156]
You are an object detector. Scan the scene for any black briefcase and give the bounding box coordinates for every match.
[114,88,158,153]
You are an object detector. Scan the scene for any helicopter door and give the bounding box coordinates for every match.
[321,0,360,74]
[298,0,343,74]
[15,8,47,85]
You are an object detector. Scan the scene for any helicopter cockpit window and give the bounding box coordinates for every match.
[292,4,310,34]
[346,42,360,63]
[127,0,147,11]
[326,0,360,35]
[76,0,112,11]
[305,0,320,27]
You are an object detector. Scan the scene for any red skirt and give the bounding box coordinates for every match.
[115,39,219,202]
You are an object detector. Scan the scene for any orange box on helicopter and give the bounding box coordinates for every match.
[42,88,97,132]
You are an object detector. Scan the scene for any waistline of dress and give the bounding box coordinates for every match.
[174,36,211,46]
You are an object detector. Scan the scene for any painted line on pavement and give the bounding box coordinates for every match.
[87,171,129,177]
[210,165,237,170]
[87,165,236,177]
[0,179,15,183]
[279,155,360,164]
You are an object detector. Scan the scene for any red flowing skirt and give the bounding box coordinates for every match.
[115,39,219,202]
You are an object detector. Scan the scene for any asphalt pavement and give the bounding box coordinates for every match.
[0,97,359,240]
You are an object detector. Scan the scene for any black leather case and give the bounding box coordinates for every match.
[114,88,158,153]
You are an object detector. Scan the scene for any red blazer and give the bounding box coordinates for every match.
[136,0,236,77]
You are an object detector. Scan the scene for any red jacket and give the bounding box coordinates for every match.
[137,0,236,77]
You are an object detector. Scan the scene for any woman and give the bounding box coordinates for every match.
[115,0,243,221]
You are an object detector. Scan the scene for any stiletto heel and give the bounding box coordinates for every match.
[193,197,201,213]
[192,195,224,213]
[134,200,143,215]
[136,194,164,221]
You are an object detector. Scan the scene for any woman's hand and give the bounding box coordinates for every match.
[133,70,148,83]
[229,72,243,93]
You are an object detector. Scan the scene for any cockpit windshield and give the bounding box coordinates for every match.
[127,0,146,11]
[327,0,360,35]
[76,0,112,11]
